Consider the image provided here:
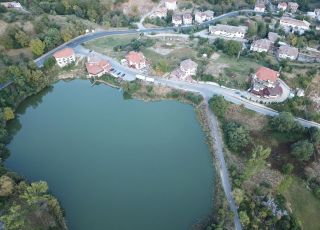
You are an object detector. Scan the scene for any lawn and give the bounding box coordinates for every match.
[84,34,139,59]
[142,47,198,74]
[283,176,320,230]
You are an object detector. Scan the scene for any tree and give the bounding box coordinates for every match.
[3,107,14,121]
[257,21,267,38]
[239,211,250,226]
[223,40,241,57]
[243,145,271,179]
[208,95,230,119]
[232,188,244,205]
[270,112,302,133]
[224,122,251,152]
[30,38,45,56]
[247,22,258,38]
[20,181,49,205]
[14,31,30,48]
[282,163,294,175]
[291,140,314,162]
[310,127,320,146]
[0,175,14,196]
[0,204,25,230]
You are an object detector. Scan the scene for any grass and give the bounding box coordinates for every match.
[142,47,198,73]
[84,34,139,59]
[283,176,320,230]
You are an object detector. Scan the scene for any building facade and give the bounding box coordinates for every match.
[53,48,75,68]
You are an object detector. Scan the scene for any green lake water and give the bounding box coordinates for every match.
[6,80,215,230]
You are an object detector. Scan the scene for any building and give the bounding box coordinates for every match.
[250,67,283,98]
[268,32,280,43]
[278,2,288,11]
[209,24,247,38]
[85,54,112,78]
[280,17,310,34]
[170,59,198,80]
[180,59,198,77]
[183,12,193,25]
[195,10,214,23]
[0,1,21,8]
[254,3,266,12]
[195,11,206,23]
[150,7,167,18]
[288,2,299,12]
[165,0,177,10]
[204,10,214,20]
[278,45,299,60]
[53,48,75,68]
[125,51,147,69]
[250,39,272,53]
[172,14,182,26]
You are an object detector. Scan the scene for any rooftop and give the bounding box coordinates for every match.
[280,17,310,28]
[209,24,247,34]
[255,66,279,82]
[252,39,272,50]
[180,59,198,70]
[53,48,74,59]
[279,45,299,57]
[126,51,146,64]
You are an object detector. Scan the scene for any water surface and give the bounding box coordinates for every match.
[6,80,215,230]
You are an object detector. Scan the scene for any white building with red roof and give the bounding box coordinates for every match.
[254,3,266,12]
[170,59,198,81]
[250,67,283,98]
[53,48,75,68]
[280,17,310,34]
[183,13,193,25]
[165,0,177,11]
[85,54,112,78]
[125,51,146,70]
[278,2,288,11]
[172,14,182,26]
[288,2,299,12]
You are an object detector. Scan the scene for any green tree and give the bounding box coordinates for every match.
[14,31,30,48]
[232,188,244,205]
[223,40,241,57]
[224,122,251,152]
[20,181,49,205]
[310,127,320,146]
[239,211,250,226]
[0,204,25,230]
[291,140,314,162]
[30,38,45,56]
[208,95,230,119]
[247,22,257,38]
[270,112,302,133]
[243,145,271,179]
[257,21,267,38]
[3,107,14,121]
[282,163,294,175]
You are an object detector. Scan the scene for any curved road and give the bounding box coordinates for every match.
[33,9,319,230]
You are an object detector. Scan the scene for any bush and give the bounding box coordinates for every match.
[291,140,314,162]
[282,163,294,175]
[223,122,251,152]
[208,95,230,119]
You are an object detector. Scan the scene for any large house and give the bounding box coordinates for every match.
[278,45,299,60]
[165,0,177,10]
[170,59,198,80]
[53,48,75,68]
[250,67,283,98]
[150,7,167,18]
[209,24,247,38]
[0,1,21,8]
[288,2,299,12]
[250,39,272,53]
[183,13,193,25]
[280,17,310,34]
[172,14,182,26]
[254,3,266,12]
[195,10,214,23]
[278,2,288,11]
[125,51,147,70]
[85,54,112,78]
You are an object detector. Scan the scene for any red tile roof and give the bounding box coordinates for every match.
[86,59,111,75]
[53,48,74,59]
[255,67,279,82]
[125,51,146,65]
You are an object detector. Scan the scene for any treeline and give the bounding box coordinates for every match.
[207,95,320,229]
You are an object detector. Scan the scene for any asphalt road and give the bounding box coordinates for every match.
[34,9,260,68]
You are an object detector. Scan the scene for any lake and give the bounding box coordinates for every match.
[6,80,215,230]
